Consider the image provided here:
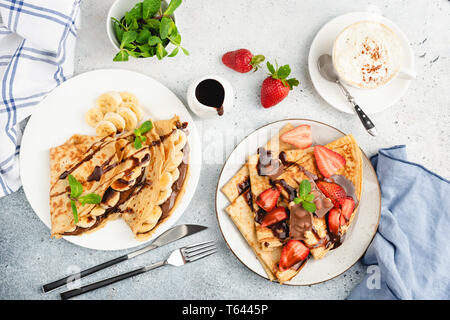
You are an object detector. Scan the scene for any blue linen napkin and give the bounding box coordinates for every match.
[0,0,81,197]
[348,145,450,300]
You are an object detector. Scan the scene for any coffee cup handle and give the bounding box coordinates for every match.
[397,67,416,80]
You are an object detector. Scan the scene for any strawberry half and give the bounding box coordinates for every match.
[316,181,346,207]
[222,49,265,73]
[314,145,346,178]
[260,206,288,227]
[280,125,312,149]
[279,240,310,271]
[260,61,299,108]
[255,187,281,212]
[340,197,355,224]
[328,208,341,235]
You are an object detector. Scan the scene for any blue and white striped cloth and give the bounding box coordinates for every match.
[0,0,80,197]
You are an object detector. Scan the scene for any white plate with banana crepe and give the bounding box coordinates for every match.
[216,119,380,285]
[20,69,201,251]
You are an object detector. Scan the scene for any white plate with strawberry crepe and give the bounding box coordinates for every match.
[216,119,381,285]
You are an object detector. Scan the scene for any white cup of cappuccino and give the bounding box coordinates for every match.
[332,20,415,89]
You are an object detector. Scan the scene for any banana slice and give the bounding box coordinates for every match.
[96,91,122,114]
[104,112,126,134]
[95,120,117,137]
[159,171,173,190]
[85,107,104,127]
[120,91,139,105]
[166,150,184,172]
[117,107,138,131]
[91,206,106,217]
[170,168,180,182]
[76,215,97,228]
[120,102,144,121]
[156,188,172,205]
[172,129,187,152]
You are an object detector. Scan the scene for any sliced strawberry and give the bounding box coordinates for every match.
[279,240,310,271]
[341,197,355,222]
[316,181,346,207]
[280,125,312,149]
[340,214,347,226]
[260,206,288,227]
[314,145,346,178]
[255,187,281,212]
[328,208,341,235]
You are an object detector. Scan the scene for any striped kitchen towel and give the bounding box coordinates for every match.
[0,0,81,197]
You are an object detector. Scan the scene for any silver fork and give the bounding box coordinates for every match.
[60,241,216,300]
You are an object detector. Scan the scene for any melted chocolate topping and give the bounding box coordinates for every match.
[289,203,313,240]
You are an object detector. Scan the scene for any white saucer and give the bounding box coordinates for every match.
[308,12,415,114]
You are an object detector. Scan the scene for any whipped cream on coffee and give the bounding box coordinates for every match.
[333,21,403,89]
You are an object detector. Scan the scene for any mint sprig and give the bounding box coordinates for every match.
[293,180,316,213]
[112,0,188,61]
[134,120,153,149]
[68,174,102,224]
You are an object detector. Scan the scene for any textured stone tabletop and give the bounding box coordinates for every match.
[0,0,449,300]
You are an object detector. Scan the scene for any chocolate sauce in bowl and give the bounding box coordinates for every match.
[195,79,225,116]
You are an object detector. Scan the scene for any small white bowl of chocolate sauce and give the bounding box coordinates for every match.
[186,75,233,118]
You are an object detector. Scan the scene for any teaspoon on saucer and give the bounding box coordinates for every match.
[317,54,377,136]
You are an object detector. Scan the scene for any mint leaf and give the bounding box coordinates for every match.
[145,18,160,30]
[113,50,129,61]
[143,0,161,19]
[293,197,302,204]
[164,0,182,16]
[134,135,143,149]
[129,3,143,20]
[79,193,102,206]
[139,120,153,134]
[112,19,125,43]
[302,201,316,213]
[136,29,151,44]
[168,33,181,46]
[181,47,189,56]
[156,42,168,59]
[299,180,311,198]
[304,193,315,203]
[168,47,179,57]
[120,31,137,48]
[148,36,162,46]
[159,17,172,39]
[68,175,83,199]
[70,200,78,224]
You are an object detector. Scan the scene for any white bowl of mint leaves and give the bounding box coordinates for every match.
[107,0,189,61]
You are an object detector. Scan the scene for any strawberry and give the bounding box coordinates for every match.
[328,208,341,235]
[280,125,312,149]
[260,61,299,108]
[314,145,346,178]
[222,49,265,73]
[340,214,347,226]
[260,206,288,227]
[340,197,355,222]
[279,240,310,271]
[255,187,281,212]
[316,181,346,207]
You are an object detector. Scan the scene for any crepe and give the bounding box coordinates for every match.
[121,116,190,241]
[50,135,121,237]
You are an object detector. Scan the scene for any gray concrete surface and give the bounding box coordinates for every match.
[0,0,449,300]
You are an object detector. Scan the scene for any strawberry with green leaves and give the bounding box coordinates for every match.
[260,61,299,108]
[222,49,265,73]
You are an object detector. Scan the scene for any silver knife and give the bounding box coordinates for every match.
[41,224,207,293]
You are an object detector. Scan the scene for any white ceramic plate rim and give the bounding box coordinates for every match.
[215,119,381,285]
[308,11,415,114]
[20,68,201,251]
